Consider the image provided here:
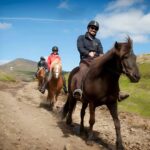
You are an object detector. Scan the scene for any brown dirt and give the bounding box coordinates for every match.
[0,81,149,150]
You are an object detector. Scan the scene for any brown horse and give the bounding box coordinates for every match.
[62,37,140,150]
[47,61,64,110]
[36,66,46,90]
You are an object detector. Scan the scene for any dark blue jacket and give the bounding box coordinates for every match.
[77,32,103,60]
[37,60,48,69]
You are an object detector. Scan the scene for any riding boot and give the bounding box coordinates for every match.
[118,91,130,102]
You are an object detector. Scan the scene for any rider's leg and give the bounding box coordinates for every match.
[73,62,89,99]
[40,70,51,94]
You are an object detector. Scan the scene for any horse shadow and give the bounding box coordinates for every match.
[57,120,116,150]
[38,102,115,149]
[39,102,52,111]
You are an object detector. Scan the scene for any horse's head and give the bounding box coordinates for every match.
[114,37,140,83]
[51,63,62,79]
[37,67,46,86]
[37,67,46,78]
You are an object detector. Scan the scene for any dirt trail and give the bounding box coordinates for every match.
[0,81,149,150]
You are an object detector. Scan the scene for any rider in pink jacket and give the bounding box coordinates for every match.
[40,46,67,94]
[47,49,61,71]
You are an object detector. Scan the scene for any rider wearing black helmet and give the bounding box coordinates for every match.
[73,20,129,101]
[52,46,59,52]
[77,20,103,60]
[73,20,103,98]
[38,56,48,69]
[34,56,48,78]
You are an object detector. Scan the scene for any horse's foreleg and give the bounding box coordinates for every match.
[107,103,124,150]
[66,96,77,125]
[80,101,88,133]
[87,102,95,145]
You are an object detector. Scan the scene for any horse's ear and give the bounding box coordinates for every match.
[115,41,119,49]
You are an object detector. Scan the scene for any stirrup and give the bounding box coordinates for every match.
[73,89,82,99]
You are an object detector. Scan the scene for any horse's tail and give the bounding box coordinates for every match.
[62,66,79,120]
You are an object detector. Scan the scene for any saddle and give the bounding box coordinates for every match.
[80,57,94,67]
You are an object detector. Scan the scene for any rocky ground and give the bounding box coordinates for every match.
[0,81,149,150]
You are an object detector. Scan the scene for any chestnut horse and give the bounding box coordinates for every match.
[47,60,63,110]
[62,37,140,150]
[37,61,63,110]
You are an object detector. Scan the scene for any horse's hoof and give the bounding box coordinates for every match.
[86,140,93,146]
[66,119,72,125]
[116,142,125,150]
[117,145,124,150]
[80,126,85,134]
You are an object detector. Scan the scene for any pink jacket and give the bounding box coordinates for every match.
[47,53,61,70]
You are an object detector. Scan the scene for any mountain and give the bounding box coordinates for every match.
[137,54,150,64]
[0,54,149,82]
[0,58,37,71]
[0,58,37,81]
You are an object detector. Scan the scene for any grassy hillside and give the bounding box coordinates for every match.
[0,58,37,81]
[119,62,150,118]
[0,70,16,82]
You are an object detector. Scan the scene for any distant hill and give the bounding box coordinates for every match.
[0,58,37,81]
[0,58,37,71]
[137,54,150,64]
[0,54,149,82]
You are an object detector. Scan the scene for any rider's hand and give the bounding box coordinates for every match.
[89,51,96,57]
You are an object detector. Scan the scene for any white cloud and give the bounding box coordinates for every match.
[0,17,81,22]
[106,0,143,11]
[57,1,69,10]
[0,22,12,29]
[95,0,150,43]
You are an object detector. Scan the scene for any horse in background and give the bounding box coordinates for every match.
[47,59,64,110]
[36,66,46,91]
[36,59,64,110]
[62,37,140,150]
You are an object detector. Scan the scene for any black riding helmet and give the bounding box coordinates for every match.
[87,20,99,31]
[40,56,45,60]
[52,46,58,52]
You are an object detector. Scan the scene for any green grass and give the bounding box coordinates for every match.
[118,63,150,118]
[0,71,16,82]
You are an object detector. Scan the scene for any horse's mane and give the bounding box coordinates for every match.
[51,59,62,68]
[89,36,132,78]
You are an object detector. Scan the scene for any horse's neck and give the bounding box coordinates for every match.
[96,48,115,67]
[89,48,115,77]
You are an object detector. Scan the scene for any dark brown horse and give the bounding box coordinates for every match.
[62,37,140,150]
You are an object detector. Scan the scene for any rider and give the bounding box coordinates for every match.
[35,56,48,78]
[73,20,129,101]
[40,46,68,94]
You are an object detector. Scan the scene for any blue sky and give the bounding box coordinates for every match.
[0,0,150,71]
